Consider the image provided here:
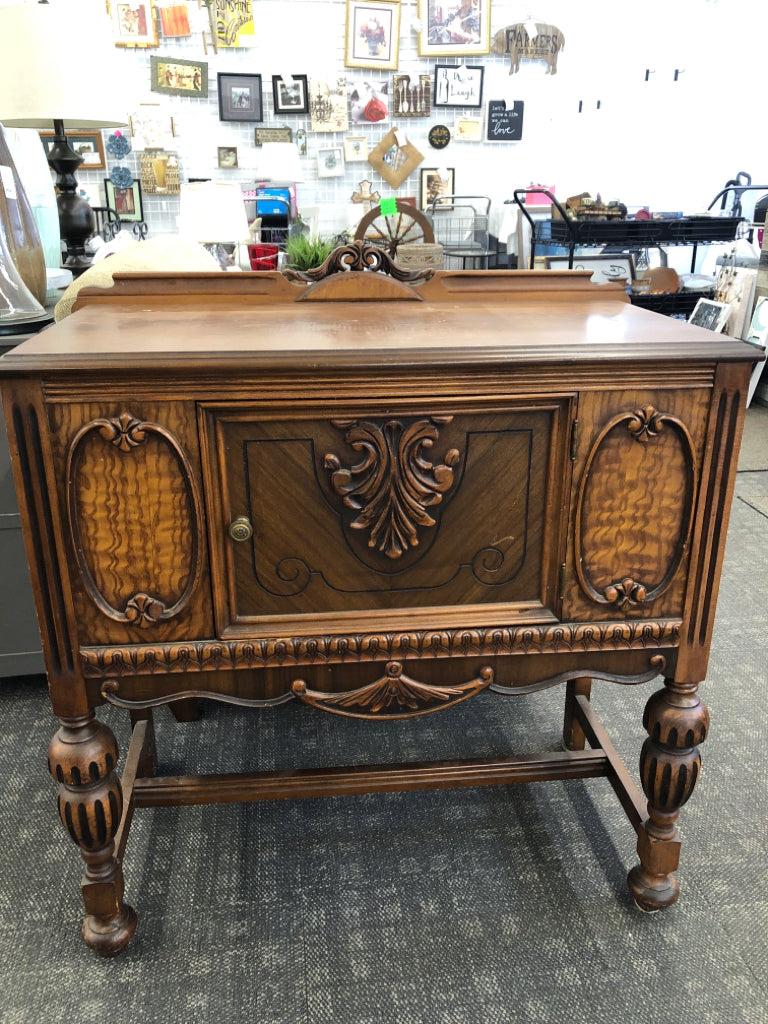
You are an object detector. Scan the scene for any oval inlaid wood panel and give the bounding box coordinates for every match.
[66,414,203,627]
[575,406,697,609]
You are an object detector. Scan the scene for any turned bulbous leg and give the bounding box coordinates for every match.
[628,680,709,911]
[48,714,137,955]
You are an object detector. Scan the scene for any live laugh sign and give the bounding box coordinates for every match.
[486,100,524,141]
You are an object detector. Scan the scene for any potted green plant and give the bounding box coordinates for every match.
[283,234,334,272]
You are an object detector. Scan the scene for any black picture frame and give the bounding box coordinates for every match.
[104,178,144,222]
[271,75,309,114]
[433,64,484,108]
[217,72,263,123]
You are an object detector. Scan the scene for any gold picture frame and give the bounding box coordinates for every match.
[345,0,401,71]
[111,0,159,47]
[367,129,423,190]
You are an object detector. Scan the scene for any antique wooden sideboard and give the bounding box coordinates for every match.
[0,244,758,955]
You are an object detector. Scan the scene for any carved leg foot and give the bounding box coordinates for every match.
[48,714,137,956]
[628,680,709,911]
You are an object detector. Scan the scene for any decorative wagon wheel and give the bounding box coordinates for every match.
[354,201,435,259]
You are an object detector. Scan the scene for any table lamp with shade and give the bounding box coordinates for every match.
[0,0,130,271]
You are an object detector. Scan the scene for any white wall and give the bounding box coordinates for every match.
[61,0,767,246]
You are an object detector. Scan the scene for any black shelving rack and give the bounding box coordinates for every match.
[508,187,747,274]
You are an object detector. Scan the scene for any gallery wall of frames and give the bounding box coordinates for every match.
[69,0,765,244]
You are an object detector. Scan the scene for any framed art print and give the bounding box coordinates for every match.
[111,1,158,47]
[345,0,401,71]
[104,178,144,221]
[317,146,345,178]
[218,73,263,122]
[545,253,635,285]
[417,0,491,57]
[434,65,483,108]
[420,167,455,210]
[41,130,105,169]
[272,75,309,114]
[150,56,207,97]
[344,136,369,162]
[218,146,238,168]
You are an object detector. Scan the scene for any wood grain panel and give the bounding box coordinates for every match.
[563,389,711,622]
[49,402,214,645]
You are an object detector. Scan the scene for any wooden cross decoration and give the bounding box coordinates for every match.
[351,179,381,214]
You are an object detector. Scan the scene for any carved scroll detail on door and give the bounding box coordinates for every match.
[66,413,204,627]
[324,416,461,559]
[575,406,698,609]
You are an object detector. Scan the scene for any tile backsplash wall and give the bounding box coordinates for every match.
[71,0,766,244]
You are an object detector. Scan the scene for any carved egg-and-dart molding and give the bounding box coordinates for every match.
[66,414,204,627]
[324,416,461,559]
[575,406,698,609]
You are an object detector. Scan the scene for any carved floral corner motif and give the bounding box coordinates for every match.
[325,416,461,559]
[97,413,148,452]
[626,406,665,443]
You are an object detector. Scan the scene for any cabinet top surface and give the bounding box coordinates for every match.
[0,295,759,376]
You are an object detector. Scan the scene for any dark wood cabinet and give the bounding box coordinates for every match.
[0,253,757,955]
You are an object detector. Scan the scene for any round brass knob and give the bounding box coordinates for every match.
[229,516,253,542]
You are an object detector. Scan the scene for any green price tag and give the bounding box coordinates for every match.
[379,197,398,216]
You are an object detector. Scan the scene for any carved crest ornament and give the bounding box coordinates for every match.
[325,416,461,558]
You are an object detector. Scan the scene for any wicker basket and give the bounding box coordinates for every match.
[395,243,444,270]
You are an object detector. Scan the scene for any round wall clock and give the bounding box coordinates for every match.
[428,125,451,149]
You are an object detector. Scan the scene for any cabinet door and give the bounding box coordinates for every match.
[563,388,712,622]
[204,401,574,638]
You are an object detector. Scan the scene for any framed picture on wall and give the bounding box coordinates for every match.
[317,146,345,178]
[345,0,401,71]
[218,72,263,122]
[150,55,207,97]
[104,179,144,222]
[40,130,105,169]
[272,75,309,114]
[217,146,238,168]
[433,65,484,108]
[417,0,491,57]
[111,0,159,47]
[344,136,369,162]
[420,167,455,210]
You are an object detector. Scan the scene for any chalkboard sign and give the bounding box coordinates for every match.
[486,100,524,141]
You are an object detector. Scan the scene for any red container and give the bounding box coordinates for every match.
[248,243,279,271]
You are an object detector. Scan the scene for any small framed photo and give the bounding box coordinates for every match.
[344,136,369,162]
[434,65,484,108]
[345,0,401,71]
[40,130,105,170]
[218,146,238,169]
[454,117,483,141]
[689,298,732,333]
[417,0,491,57]
[317,146,345,178]
[217,72,263,123]
[272,75,309,114]
[104,178,144,222]
[150,55,207,97]
[545,253,635,285]
[420,167,455,210]
[111,1,159,47]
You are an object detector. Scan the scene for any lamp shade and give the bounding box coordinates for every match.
[257,143,304,184]
[178,182,250,244]
[0,1,129,129]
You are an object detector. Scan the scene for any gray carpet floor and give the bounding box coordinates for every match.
[1,408,767,1024]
